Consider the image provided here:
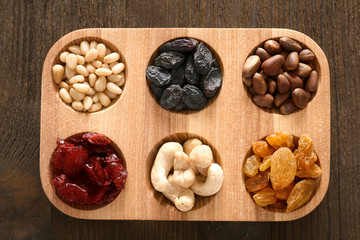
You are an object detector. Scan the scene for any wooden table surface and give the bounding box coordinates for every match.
[0,0,359,239]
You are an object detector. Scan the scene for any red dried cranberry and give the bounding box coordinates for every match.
[84,156,111,186]
[83,132,111,146]
[105,153,128,190]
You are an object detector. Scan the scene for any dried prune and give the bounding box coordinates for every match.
[159,38,199,52]
[252,141,275,158]
[259,155,271,171]
[151,84,164,100]
[253,187,277,207]
[243,155,260,177]
[200,68,222,98]
[296,163,322,178]
[182,84,207,110]
[174,100,186,111]
[160,85,183,110]
[154,51,185,69]
[194,42,213,75]
[270,147,297,190]
[170,64,185,85]
[245,170,269,192]
[286,179,315,212]
[83,132,111,146]
[275,181,294,200]
[146,66,171,87]
[185,57,201,85]
[266,131,295,150]
[293,134,318,170]
[84,156,111,186]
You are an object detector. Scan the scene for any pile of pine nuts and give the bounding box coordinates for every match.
[52,40,125,112]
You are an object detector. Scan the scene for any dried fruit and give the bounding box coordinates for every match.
[84,156,111,186]
[243,155,261,177]
[151,84,164,100]
[252,141,275,158]
[296,163,322,178]
[185,57,201,85]
[293,134,318,170]
[154,51,185,69]
[270,147,297,190]
[275,181,294,200]
[82,132,111,146]
[271,199,286,209]
[159,38,199,52]
[286,179,315,212]
[170,64,185,85]
[259,155,271,171]
[200,68,222,97]
[253,187,277,206]
[266,131,295,150]
[160,85,183,110]
[194,42,213,75]
[146,66,171,87]
[182,84,207,110]
[245,170,269,192]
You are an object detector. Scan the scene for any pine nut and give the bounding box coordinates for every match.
[52,65,64,84]
[86,63,96,73]
[59,88,73,103]
[85,49,99,62]
[88,73,97,87]
[111,62,125,74]
[89,102,102,112]
[107,74,121,83]
[60,51,70,63]
[96,43,106,58]
[105,48,111,55]
[73,83,90,93]
[69,75,85,84]
[99,92,111,107]
[116,73,125,87]
[72,101,84,111]
[95,76,107,92]
[83,96,93,110]
[104,53,120,63]
[80,41,90,55]
[77,55,85,65]
[102,63,110,69]
[109,62,119,69]
[76,65,89,77]
[104,89,118,99]
[68,45,81,55]
[65,66,76,79]
[91,60,102,68]
[66,53,77,70]
[69,88,85,101]
[92,93,100,103]
[89,41,98,49]
[86,87,96,96]
[59,81,70,91]
[107,82,122,94]
[95,68,112,77]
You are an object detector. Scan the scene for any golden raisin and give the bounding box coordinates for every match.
[270,147,297,190]
[245,170,269,192]
[275,181,294,200]
[266,131,295,150]
[293,134,318,170]
[253,187,277,207]
[270,199,286,209]
[296,163,322,178]
[252,141,275,158]
[286,179,316,212]
[243,155,261,177]
[259,155,271,171]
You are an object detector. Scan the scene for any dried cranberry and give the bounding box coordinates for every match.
[84,156,111,186]
[56,183,90,204]
[82,132,111,146]
[105,153,128,190]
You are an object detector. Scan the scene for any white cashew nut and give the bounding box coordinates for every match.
[151,142,183,192]
[190,145,213,168]
[173,151,196,188]
[163,175,195,212]
[190,163,224,197]
[183,138,202,155]
[197,158,215,176]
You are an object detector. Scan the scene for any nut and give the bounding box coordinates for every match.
[261,55,284,76]
[190,163,224,197]
[299,49,315,62]
[243,55,261,78]
[285,52,299,71]
[255,47,271,61]
[292,88,310,108]
[276,74,290,93]
[264,40,282,54]
[305,70,318,92]
[283,72,303,90]
[252,73,267,94]
[294,63,312,77]
[280,99,298,115]
[267,79,277,95]
[274,92,290,107]
[279,37,302,52]
[252,94,274,107]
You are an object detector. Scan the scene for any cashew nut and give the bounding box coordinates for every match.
[163,175,195,212]
[190,163,224,196]
[183,138,202,155]
[151,142,183,192]
[197,158,215,176]
[190,145,213,168]
[173,151,196,188]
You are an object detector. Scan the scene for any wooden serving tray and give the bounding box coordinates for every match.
[40,28,330,221]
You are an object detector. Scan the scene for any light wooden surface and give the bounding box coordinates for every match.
[40,28,330,221]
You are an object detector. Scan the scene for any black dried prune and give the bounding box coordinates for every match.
[159,38,199,52]
[170,64,185,85]
[200,68,222,98]
[185,57,201,85]
[146,66,171,87]
[211,55,220,68]
[174,100,186,111]
[182,84,206,110]
[160,85,183,110]
[154,51,185,69]
[194,42,213,75]
[151,84,164,100]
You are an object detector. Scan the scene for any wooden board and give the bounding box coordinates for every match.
[40,28,330,221]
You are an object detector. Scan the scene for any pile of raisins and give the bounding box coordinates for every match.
[146,38,222,111]
[51,132,128,205]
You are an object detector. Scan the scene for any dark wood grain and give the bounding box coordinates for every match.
[0,0,359,239]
